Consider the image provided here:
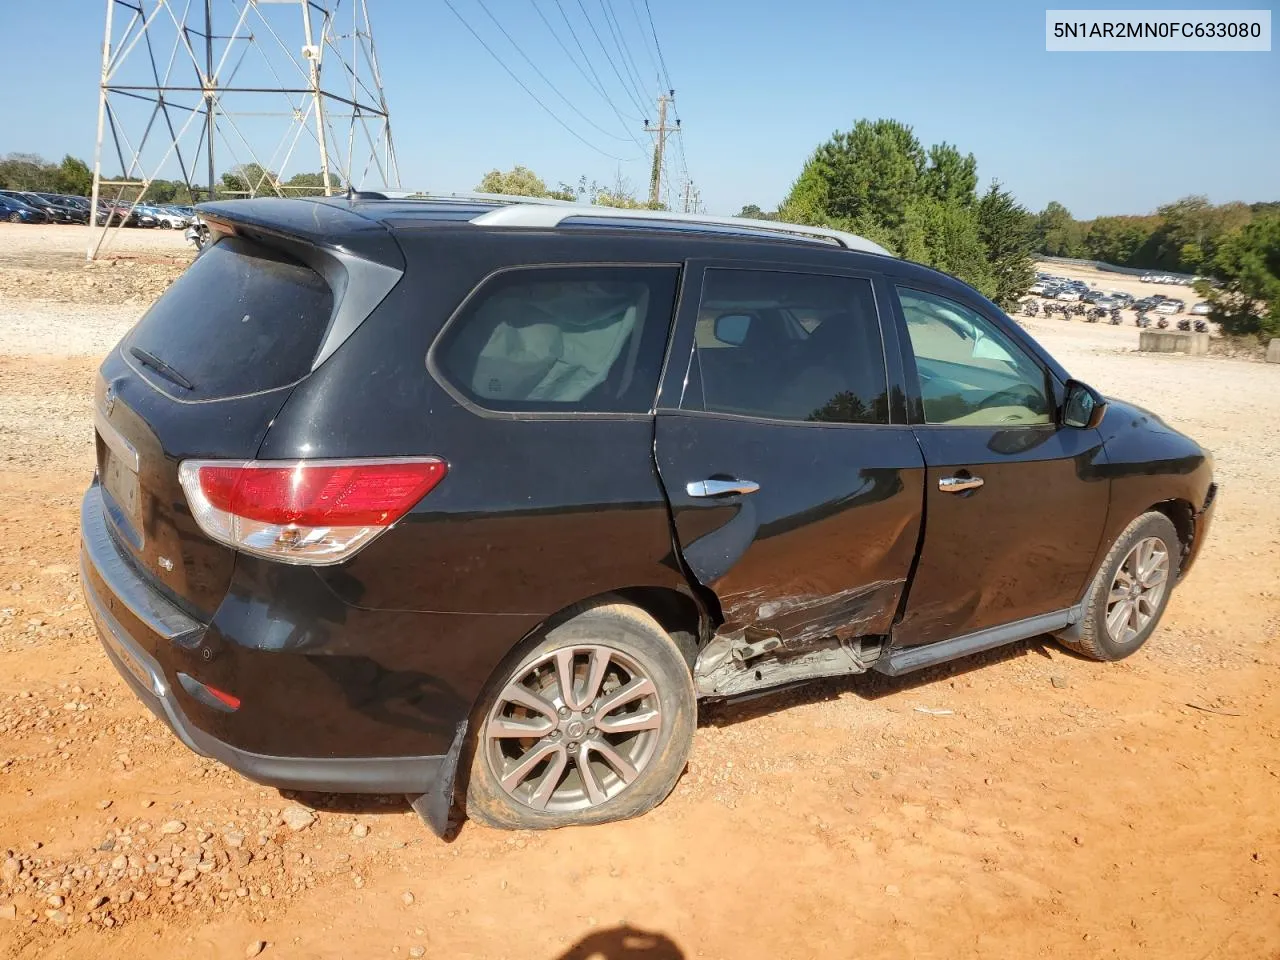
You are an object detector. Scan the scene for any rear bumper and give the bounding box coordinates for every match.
[80,485,447,796]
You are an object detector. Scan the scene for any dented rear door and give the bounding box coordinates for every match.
[653,260,925,645]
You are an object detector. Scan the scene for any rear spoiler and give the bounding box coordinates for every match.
[197,198,405,370]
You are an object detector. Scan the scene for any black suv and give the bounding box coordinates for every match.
[81,197,1216,833]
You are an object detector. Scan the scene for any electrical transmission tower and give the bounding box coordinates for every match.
[643,90,678,208]
[88,0,399,259]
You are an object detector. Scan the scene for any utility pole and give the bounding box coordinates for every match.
[681,180,693,214]
[644,90,678,209]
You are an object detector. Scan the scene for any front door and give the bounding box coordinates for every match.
[890,285,1109,650]
[654,263,925,648]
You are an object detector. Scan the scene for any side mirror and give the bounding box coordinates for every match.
[1062,379,1107,429]
[713,313,752,346]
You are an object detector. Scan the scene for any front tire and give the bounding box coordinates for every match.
[1057,511,1180,661]
[465,602,695,830]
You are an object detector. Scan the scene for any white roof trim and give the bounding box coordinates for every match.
[468,203,894,256]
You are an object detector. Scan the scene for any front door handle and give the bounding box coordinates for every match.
[939,475,984,493]
[687,478,761,498]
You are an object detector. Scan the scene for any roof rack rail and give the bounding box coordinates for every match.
[383,190,581,207]
[468,203,893,256]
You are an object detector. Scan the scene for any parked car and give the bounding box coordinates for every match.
[81,197,1217,834]
[1,191,84,224]
[1155,298,1185,315]
[0,194,49,223]
[146,205,190,228]
[1028,280,1049,295]
[1055,288,1082,301]
[1092,295,1122,310]
[1131,296,1163,312]
[1190,302,1212,316]
[33,193,92,223]
[1,190,64,223]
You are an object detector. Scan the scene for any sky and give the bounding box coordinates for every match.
[2,0,1277,219]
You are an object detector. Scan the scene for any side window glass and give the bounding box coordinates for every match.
[897,288,1052,427]
[435,266,679,413]
[686,270,889,425]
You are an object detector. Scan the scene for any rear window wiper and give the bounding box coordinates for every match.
[129,345,195,391]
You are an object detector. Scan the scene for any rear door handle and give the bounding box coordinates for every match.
[686,478,760,498]
[939,475,984,493]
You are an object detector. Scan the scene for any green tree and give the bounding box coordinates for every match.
[1199,215,1280,337]
[1033,201,1086,257]
[976,181,1035,309]
[476,165,551,197]
[284,171,343,196]
[922,142,978,207]
[783,118,926,234]
[221,163,277,196]
[735,203,777,221]
[55,155,93,196]
[1084,215,1159,265]
[141,179,178,204]
[918,199,995,299]
[0,153,54,191]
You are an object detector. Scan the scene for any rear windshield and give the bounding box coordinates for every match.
[126,236,334,400]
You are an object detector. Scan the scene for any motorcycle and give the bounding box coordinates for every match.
[1134,312,1151,328]
[1085,307,1107,323]
[1109,308,1123,325]
[1022,299,1040,317]
[1193,319,1208,333]
[1176,318,1191,332]
[1156,317,1169,329]
[1071,302,1087,317]
[184,220,210,253]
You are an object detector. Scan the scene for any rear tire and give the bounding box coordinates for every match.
[1057,511,1180,661]
[465,601,695,830]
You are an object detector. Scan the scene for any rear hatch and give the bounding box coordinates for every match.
[94,206,404,619]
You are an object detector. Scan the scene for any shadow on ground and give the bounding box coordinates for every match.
[552,925,684,960]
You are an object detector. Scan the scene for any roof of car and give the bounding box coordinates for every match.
[200,193,894,256]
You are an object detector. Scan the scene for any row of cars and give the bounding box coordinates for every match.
[1140,273,1198,286]
[0,190,195,229]
[1026,274,1209,317]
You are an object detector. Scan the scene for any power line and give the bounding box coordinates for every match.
[573,0,649,119]
[641,0,673,92]
[441,0,638,162]
[599,0,651,103]
[531,0,606,99]
[551,0,641,122]
[530,0,649,152]
[474,0,635,144]
[625,0,664,90]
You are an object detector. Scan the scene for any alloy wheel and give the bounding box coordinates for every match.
[484,645,663,813]
[1106,536,1170,644]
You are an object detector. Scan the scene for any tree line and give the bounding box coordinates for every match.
[0,153,339,204]
[1031,196,1279,274]
[740,118,1278,337]
[472,166,661,210]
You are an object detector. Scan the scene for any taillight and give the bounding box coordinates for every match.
[177,458,447,565]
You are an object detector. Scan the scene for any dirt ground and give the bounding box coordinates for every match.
[0,223,1277,960]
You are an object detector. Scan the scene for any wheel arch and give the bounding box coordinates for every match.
[1149,498,1195,572]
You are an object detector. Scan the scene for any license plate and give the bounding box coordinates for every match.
[101,445,143,533]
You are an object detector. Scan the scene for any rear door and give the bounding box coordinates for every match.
[888,284,1109,653]
[654,261,925,647]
